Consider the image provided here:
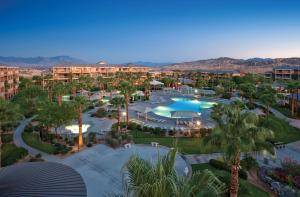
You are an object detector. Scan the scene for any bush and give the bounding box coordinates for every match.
[1,134,13,143]
[1,144,28,167]
[240,155,258,170]
[87,143,93,147]
[93,108,107,118]
[24,124,34,133]
[209,159,248,180]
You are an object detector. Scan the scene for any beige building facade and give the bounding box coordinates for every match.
[0,66,19,99]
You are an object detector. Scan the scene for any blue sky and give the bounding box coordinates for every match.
[1,0,300,63]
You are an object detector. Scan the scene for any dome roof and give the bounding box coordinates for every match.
[0,162,86,197]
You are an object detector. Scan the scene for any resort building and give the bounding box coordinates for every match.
[52,65,150,82]
[0,66,19,99]
[264,65,300,80]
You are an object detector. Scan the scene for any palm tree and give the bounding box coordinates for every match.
[143,79,151,100]
[123,148,225,197]
[53,82,66,106]
[72,96,87,149]
[259,92,276,115]
[287,81,300,117]
[78,75,94,95]
[67,80,78,96]
[0,100,22,167]
[110,97,125,132]
[120,81,136,128]
[239,83,256,106]
[96,76,106,100]
[205,103,274,197]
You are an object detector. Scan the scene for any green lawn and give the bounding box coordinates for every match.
[192,163,270,197]
[259,115,300,143]
[22,132,56,154]
[272,104,293,118]
[130,131,219,154]
[1,144,28,167]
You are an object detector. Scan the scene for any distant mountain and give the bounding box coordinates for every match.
[161,57,300,73]
[0,56,87,68]
[127,61,173,67]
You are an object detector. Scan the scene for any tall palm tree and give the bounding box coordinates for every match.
[124,148,225,197]
[110,97,125,132]
[0,100,22,168]
[120,81,136,128]
[287,81,300,117]
[53,82,66,106]
[239,83,256,106]
[78,75,94,95]
[205,103,274,197]
[72,96,87,149]
[67,80,78,96]
[143,79,151,100]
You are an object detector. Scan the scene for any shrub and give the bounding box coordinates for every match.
[92,108,107,118]
[240,155,258,170]
[293,176,300,188]
[271,168,289,183]
[87,143,93,147]
[24,124,34,133]
[1,144,28,167]
[1,134,13,143]
[209,159,248,180]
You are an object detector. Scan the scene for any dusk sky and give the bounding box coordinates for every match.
[1,0,300,63]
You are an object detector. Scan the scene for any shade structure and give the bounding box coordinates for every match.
[135,90,145,97]
[150,80,164,86]
[0,162,87,197]
[171,110,200,119]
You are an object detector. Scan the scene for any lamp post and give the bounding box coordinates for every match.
[196,121,201,137]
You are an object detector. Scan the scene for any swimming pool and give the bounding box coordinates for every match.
[152,97,217,118]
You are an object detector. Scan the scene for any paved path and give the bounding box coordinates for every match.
[13,117,60,162]
[13,116,188,197]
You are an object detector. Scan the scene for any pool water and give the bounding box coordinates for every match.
[152,97,216,118]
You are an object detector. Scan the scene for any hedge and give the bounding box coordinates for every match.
[1,144,28,167]
[209,159,248,180]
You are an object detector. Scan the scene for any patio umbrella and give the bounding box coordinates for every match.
[150,80,164,86]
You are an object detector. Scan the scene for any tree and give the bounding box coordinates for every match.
[110,97,125,132]
[205,103,274,197]
[239,83,256,106]
[287,81,300,117]
[53,82,66,106]
[14,85,48,117]
[259,93,276,115]
[78,76,94,95]
[38,102,75,140]
[0,100,22,167]
[72,96,88,149]
[143,79,151,100]
[124,148,225,197]
[120,81,136,128]
[67,80,79,96]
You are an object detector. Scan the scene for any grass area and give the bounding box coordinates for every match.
[130,131,219,154]
[259,115,300,143]
[1,144,28,167]
[22,132,56,154]
[272,104,293,118]
[192,163,270,197]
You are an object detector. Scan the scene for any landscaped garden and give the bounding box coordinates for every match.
[192,162,269,197]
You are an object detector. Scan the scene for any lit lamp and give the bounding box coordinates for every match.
[122,111,126,122]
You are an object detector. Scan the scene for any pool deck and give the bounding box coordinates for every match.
[128,91,228,130]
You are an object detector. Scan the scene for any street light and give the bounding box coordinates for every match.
[122,111,126,122]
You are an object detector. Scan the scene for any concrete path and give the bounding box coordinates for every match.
[13,117,60,162]
[13,116,188,197]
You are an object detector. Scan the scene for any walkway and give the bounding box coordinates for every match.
[13,116,188,197]
[13,117,60,162]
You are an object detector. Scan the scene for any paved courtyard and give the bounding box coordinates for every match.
[61,144,188,197]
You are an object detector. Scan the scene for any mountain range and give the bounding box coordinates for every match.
[1,56,300,73]
[0,56,86,67]
[161,57,300,73]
